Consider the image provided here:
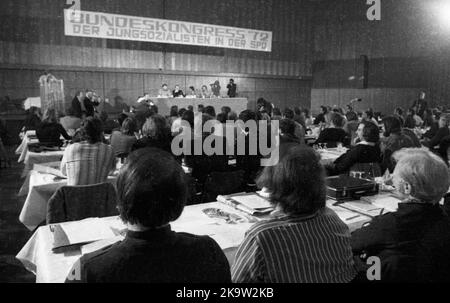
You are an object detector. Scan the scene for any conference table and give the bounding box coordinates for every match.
[16,131,65,178]
[18,170,119,231]
[16,194,400,283]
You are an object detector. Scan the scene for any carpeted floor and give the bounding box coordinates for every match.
[0,146,35,283]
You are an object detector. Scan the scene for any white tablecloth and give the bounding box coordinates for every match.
[16,198,382,283]
[19,171,117,231]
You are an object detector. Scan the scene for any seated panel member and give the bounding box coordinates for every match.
[351,149,450,282]
[65,148,231,283]
[172,85,185,98]
[232,145,357,283]
[158,84,173,98]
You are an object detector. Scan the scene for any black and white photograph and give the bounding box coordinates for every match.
[0,0,450,290]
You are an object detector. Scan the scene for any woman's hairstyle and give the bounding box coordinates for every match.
[320,106,328,113]
[181,110,194,128]
[228,111,237,121]
[395,107,404,116]
[257,145,326,216]
[204,106,216,118]
[117,113,128,127]
[364,110,374,120]
[80,117,104,144]
[440,113,450,127]
[142,114,170,140]
[283,108,295,120]
[238,110,256,122]
[393,148,450,204]
[216,113,227,124]
[121,118,137,136]
[360,121,380,143]
[169,106,179,117]
[294,107,302,116]
[117,148,187,227]
[42,108,58,124]
[404,115,416,129]
[382,116,402,137]
[279,119,296,136]
[330,112,345,128]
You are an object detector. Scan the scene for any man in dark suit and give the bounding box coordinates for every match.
[83,90,99,117]
[227,79,237,98]
[411,91,428,118]
[71,91,85,119]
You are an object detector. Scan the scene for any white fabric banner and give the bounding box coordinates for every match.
[64,9,272,52]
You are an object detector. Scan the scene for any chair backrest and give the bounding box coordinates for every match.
[46,182,119,224]
[202,170,245,203]
[349,162,383,179]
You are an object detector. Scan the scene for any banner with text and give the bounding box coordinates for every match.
[64,9,272,52]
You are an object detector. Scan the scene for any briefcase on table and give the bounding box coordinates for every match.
[326,175,379,202]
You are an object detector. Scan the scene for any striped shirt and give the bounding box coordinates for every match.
[231,207,357,283]
[61,142,116,186]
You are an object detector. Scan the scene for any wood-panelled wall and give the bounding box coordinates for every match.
[0,0,314,112]
[0,67,312,114]
[311,0,450,115]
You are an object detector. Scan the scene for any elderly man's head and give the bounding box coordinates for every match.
[392,148,450,205]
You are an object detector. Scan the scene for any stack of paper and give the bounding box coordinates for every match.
[52,218,117,251]
[217,193,274,216]
[34,162,66,179]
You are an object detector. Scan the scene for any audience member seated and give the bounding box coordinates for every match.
[362,110,379,127]
[167,105,179,127]
[407,108,423,127]
[132,115,172,154]
[22,106,42,132]
[60,108,81,136]
[326,121,381,176]
[232,145,357,283]
[344,112,360,146]
[314,106,328,125]
[283,108,305,143]
[60,117,115,186]
[394,107,405,126]
[110,118,138,157]
[421,113,450,150]
[315,112,348,148]
[302,108,314,127]
[36,109,71,147]
[401,117,422,148]
[351,148,450,282]
[99,112,120,135]
[236,110,264,186]
[279,119,302,146]
[183,114,229,185]
[65,148,231,283]
[294,107,306,130]
[171,108,187,136]
[380,116,416,173]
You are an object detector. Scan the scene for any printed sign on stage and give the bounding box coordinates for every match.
[64,9,272,52]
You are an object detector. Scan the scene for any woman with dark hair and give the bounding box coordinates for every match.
[326,121,381,176]
[204,106,216,119]
[313,106,328,125]
[232,145,356,283]
[362,110,379,126]
[36,108,71,147]
[421,113,450,150]
[380,116,416,173]
[22,106,42,132]
[132,115,172,153]
[167,105,179,127]
[110,118,138,157]
[66,148,231,283]
[60,117,115,186]
[315,112,349,147]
